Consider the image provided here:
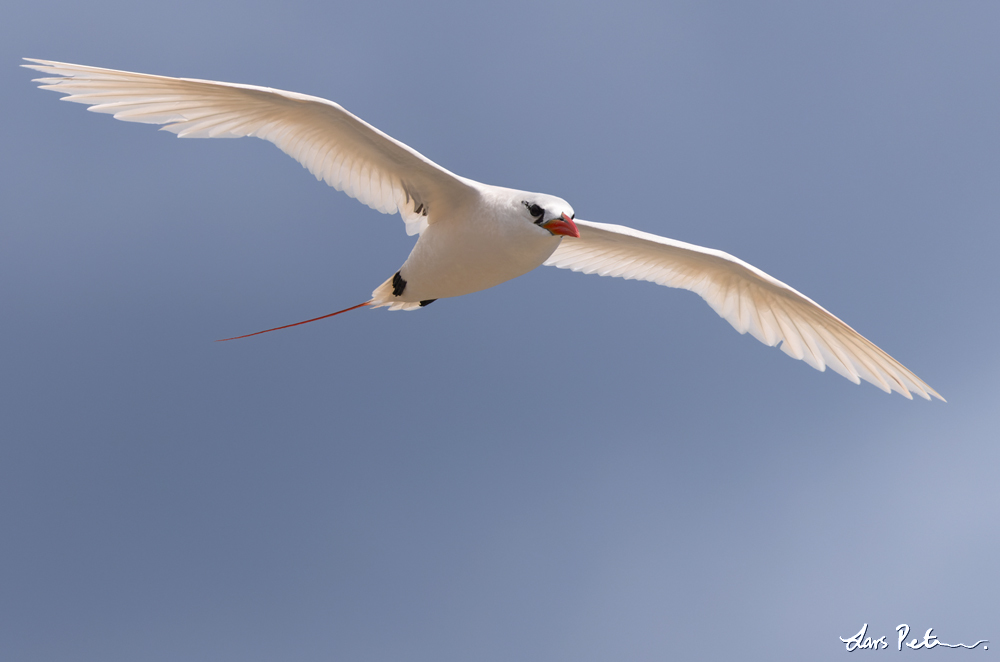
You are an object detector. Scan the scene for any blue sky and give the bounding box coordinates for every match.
[2,2,999,660]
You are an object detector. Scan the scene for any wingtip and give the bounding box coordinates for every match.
[899,382,945,402]
[21,57,51,70]
[21,58,63,80]
[907,377,945,402]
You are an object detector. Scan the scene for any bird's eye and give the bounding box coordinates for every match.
[522,201,545,222]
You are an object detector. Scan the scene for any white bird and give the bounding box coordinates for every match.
[24,58,943,401]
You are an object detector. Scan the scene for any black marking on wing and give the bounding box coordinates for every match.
[392,271,407,297]
[402,188,429,218]
[419,299,437,307]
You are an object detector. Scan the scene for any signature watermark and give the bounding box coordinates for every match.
[840,623,988,652]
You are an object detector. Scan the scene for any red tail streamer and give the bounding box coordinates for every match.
[216,301,371,341]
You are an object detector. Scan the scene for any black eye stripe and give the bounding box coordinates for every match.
[522,201,545,221]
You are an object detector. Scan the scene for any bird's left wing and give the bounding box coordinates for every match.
[23,58,478,236]
[544,219,942,400]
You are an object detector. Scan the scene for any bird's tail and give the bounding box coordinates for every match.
[216,300,372,341]
[369,274,426,311]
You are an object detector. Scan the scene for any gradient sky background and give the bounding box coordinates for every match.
[2,2,999,661]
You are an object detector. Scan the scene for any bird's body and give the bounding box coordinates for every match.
[373,186,568,308]
[24,58,943,400]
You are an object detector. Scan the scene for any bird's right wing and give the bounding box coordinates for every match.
[545,219,942,400]
[24,58,478,236]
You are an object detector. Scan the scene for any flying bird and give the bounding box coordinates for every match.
[24,58,942,401]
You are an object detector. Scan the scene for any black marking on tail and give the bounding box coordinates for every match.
[419,299,437,307]
[392,271,407,297]
[414,202,427,216]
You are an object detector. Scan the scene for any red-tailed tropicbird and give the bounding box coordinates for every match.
[23,59,942,401]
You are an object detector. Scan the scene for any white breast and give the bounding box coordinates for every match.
[370,186,562,306]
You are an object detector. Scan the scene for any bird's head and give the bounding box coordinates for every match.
[521,195,579,238]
